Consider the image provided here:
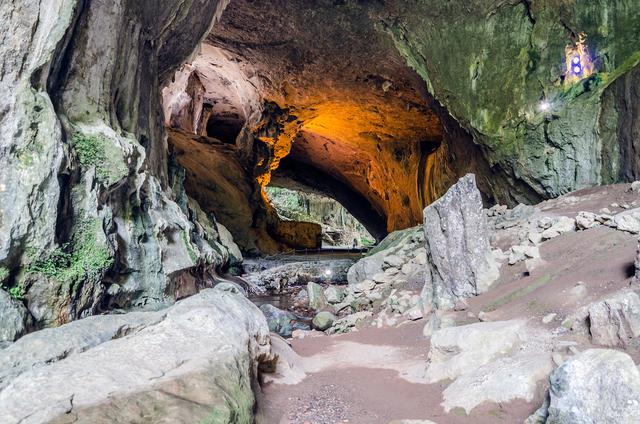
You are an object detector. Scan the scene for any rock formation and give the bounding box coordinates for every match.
[0,287,273,423]
[422,174,500,310]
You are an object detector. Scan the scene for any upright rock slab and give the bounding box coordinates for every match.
[422,174,499,310]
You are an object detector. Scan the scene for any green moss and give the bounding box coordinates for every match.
[0,267,9,284]
[182,230,198,263]
[72,132,128,186]
[27,218,113,292]
[483,273,553,313]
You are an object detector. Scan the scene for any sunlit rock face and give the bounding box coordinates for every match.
[164,0,494,251]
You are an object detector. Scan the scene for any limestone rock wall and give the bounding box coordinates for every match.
[381,0,640,203]
[0,0,239,335]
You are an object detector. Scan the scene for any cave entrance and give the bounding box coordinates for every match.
[265,186,375,249]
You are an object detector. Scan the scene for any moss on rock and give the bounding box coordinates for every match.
[72,132,128,186]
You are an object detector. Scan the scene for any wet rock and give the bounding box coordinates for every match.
[293,288,309,307]
[312,311,336,331]
[0,288,272,423]
[442,353,553,414]
[307,282,327,310]
[547,349,640,424]
[587,291,640,347]
[0,289,29,343]
[425,320,526,382]
[422,174,500,310]
[260,304,306,338]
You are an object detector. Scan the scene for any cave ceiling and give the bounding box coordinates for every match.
[164,0,471,251]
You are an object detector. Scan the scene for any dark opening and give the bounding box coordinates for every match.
[205,113,244,144]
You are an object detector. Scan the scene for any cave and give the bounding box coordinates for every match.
[3,1,640,422]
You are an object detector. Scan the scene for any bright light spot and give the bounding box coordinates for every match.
[538,101,551,112]
[573,66,582,74]
[324,269,333,277]
[572,56,581,65]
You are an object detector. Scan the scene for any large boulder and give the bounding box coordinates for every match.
[422,174,500,310]
[0,289,29,343]
[0,287,273,424]
[425,320,526,383]
[546,349,640,424]
[442,353,552,414]
[587,291,640,347]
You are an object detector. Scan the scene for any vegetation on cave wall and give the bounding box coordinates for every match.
[382,0,640,203]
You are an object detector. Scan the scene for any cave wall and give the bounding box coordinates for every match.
[380,0,640,203]
[0,0,241,334]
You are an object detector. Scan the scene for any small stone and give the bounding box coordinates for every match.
[611,202,620,208]
[575,211,599,230]
[570,282,587,297]
[312,311,336,331]
[543,313,557,324]
[405,306,424,321]
[631,181,640,192]
[478,311,489,322]
[324,286,345,304]
[600,208,612,214]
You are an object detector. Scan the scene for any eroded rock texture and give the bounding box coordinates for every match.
[381,0,640,202]
[163,0,498,251]
[0,0,238,333]
[0,288,273,424]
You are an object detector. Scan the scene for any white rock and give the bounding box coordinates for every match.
[547,349,640,424]
[425,320,526,382]
[442,353,553,414]
[542,313,557,324]
[575,211,599,230]
[587,291,640,347]
[613,210,640,234]
[631,181,640,193]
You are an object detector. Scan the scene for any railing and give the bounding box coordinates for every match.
[261,246,373,260]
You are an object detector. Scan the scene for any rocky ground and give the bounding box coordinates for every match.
[255,178,640,424]
[3,177,640,424]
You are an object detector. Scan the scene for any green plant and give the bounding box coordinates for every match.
[72,132,128,186]
[27,218,113,293]
[182,230,198,263]
[7,284,25,301]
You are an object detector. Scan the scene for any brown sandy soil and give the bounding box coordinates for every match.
[256,184,640,424]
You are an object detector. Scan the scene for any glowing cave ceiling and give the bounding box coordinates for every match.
[163,0,492,252]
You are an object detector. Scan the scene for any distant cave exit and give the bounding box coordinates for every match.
[265,186,375,249]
